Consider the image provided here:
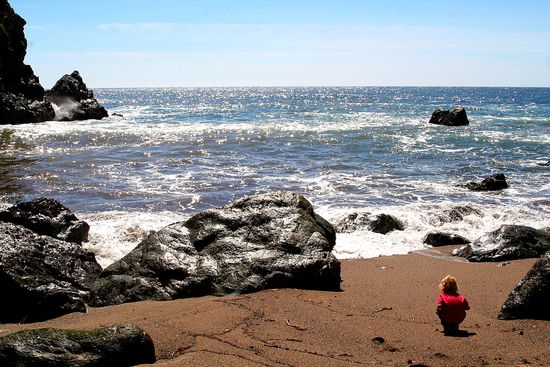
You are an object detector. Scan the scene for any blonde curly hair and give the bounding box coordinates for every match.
[439,275,459,294]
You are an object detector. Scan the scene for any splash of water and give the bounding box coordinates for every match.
[51,98,81,121]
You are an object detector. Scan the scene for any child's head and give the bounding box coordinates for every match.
[439,275,459,294]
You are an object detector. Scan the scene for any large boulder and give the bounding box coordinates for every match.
[89,191,341,307]
[452,225,550,262]
[463,173,509,191]
[428,107,469,126]
[0,0,55,124]
[335,212,404,234]
[0,222,102,323]
[498,253,549,320]
[0,197,89,243]
[0,324,156,367]
[45,71,108,121]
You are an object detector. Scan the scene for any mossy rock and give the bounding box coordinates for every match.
[0,324,155,367]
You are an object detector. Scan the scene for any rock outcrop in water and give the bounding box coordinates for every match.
[0,324,156,367]
[46,70,108,121]
[0,0,107,124]
[498,252,549,320]
[335,212,404,234]
[429,107,469,126]
[0,198,101,323]
[89,191,341,307]
[463,173,509,191]
[436,205,482,224]
[0,0,54,124]
[452,225,550,262]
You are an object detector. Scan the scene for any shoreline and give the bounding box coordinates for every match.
[2,249,548,366]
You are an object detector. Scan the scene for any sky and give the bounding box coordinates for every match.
[10,0,550,88]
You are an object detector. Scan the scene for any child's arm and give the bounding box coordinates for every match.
[436,295,445,316]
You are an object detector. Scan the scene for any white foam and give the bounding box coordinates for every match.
[318,202,550,260]
[81,210,186,268]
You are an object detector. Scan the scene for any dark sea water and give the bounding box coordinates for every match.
[1,87,548,265]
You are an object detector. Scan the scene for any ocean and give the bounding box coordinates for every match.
[1,87,549,267]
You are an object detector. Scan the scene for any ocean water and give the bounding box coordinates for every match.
[1,87,549,267]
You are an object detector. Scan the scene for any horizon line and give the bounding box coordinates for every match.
[90,85,550,90]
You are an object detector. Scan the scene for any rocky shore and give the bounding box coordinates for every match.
[0,192,548,366]
[1,252,548,367]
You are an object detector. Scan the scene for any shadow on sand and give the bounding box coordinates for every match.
[444,330,477,337]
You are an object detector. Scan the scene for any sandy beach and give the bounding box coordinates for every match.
[1,246,548,367]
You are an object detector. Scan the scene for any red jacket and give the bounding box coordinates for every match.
[437,293,470,324]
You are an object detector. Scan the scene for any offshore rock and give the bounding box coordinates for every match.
[463,173,509,191]
[0,0,55,124]
[0,222,101,323]
[0,324,156,367]
[423,232,471,247]
[452,225,550,262]
[429,107,469,126]
[498,253,549,320]
[437,205,482,224]
[89,191,341,307]
[46,71,108,121]
[335,212,404,234]
[0,197,89,243]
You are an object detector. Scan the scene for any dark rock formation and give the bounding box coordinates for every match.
[429,107,469,126]
[46,71,108,121]
[0,221,101,323]
[0,197,89,243]
[463,173,509,191]
[335,212,404,234]
[0,324,156,367]
[0,1,107,124]
[89,191,341,307]
[437,205,482,224]
[452,225,550,262]
[498,253,549,320]
[0,0,54,124]
[423,232,470,247]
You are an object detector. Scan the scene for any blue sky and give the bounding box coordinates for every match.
[11,0,550,88]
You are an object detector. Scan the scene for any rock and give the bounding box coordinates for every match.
[452,225,550,262]
[423,232,470,247]
[0,197,89,243]
[0,0,55,124]
[0,324,156,367]
[111,112,124,117]
[89,191,341,307]
[0,221,101,323]
[463,173,509,191]
[0,1,107,124]
[437,205,482,224]
[46,71,108,121]
[498,253,549,320]
[335,212,404,234]
[429,107,469,126]
[537,160,550,167]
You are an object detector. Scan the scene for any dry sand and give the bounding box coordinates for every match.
[2,246,549,366]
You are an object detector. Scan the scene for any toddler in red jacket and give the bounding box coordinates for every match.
[436,275,470,335]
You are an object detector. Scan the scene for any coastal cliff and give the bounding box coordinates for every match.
[0,0,107,124]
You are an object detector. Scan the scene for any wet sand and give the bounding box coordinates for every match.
[2,247,549,366]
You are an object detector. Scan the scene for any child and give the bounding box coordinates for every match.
[436,275,470,335]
